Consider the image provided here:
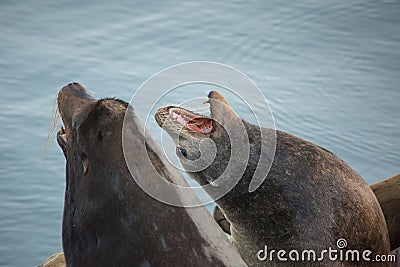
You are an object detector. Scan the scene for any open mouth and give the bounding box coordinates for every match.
[57,126,68,153]
[167,107,213,134]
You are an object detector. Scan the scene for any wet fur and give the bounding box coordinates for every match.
[371,174,400,251]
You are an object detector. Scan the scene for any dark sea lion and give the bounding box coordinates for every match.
[56,83,246,267]
[155,90,391,266]
[371,174,400,251]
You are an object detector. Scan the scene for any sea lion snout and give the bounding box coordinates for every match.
[60,82,93,100]
[57,82,95,132]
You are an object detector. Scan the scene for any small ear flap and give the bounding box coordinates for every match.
[81,153,89,175]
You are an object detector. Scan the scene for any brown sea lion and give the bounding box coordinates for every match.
[56,83,246,267]
[155,90,391,266]
[371,174,400,251]
[214,171,400,252]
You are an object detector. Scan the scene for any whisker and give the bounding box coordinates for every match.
[43,96,61,159]
[187,107,209,112]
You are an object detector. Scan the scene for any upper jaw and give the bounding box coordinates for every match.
[56,82,95,155]
[155,90,233,140]
[57,83,94,131]
[155,91,224,137]
[155,105,213,137]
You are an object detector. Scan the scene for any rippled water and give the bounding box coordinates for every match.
[0,1,399,266]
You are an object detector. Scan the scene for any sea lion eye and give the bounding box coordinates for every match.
[176,147,188,158]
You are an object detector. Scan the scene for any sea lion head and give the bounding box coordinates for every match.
[57,82,129,181]
[155,90,253,190]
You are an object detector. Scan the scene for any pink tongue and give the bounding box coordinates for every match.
[172,113,187,126]
[170,109,190,125]
[169,108,212,134]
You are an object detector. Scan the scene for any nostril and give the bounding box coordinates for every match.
[66,82,80,89]
[64,82,81,89]
[63,82,79,91]
[61,82,93,100]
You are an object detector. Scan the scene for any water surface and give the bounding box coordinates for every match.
[0,1,399,266]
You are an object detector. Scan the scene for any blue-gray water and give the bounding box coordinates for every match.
[0,1,399,266]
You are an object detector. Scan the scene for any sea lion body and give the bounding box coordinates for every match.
[155,90,391,266]
[57,83,246,267]
[371,174,400,251]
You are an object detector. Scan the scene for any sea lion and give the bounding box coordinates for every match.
[213,172,400,251]
[213,198,400,266]
[371,174,400,251]
[155,90,391,266]
[56,83,246,267]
